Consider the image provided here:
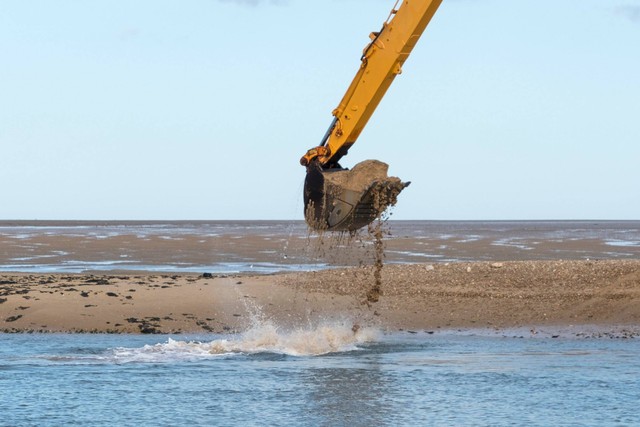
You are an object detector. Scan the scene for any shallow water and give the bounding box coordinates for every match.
[1,327,639,426]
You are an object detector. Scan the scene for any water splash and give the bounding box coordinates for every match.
[111,321,379,362]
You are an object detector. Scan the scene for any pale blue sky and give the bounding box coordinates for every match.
[2,0,639,220]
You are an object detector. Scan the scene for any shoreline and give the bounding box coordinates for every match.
[2,259,639,336]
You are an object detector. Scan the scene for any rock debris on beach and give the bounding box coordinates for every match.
[1,260,639,336]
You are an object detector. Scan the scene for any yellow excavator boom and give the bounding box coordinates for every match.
[301,0,442,231]
[301,0,442,167]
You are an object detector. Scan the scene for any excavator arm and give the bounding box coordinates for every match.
[301,0,442,168]
[301,0,442,231]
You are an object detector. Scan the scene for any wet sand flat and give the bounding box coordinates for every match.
[2,221,639,274]
[2,260,639,335]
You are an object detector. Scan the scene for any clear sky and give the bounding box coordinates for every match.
[2,0,639,221]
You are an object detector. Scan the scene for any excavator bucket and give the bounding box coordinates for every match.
[304,159,409,232]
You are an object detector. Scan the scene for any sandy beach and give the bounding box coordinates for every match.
[2,259,639,336]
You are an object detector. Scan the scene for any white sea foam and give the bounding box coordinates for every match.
[111,321,379,363]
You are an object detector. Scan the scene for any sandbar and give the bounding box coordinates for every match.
[2,260,639,337]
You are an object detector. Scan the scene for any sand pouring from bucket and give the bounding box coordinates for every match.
[303,159,409,232]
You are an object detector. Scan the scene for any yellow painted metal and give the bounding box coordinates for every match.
[302,0,442,167]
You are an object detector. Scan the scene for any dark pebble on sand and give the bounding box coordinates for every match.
[106,292,118,297]
[139,325,161,334]
[202,273,213,278]
[85,278,110,285]
[6,315,23,322]
[198,322,215,332]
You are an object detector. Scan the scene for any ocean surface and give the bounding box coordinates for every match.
[1,220,639,274]
[2,327,639,426]
[2,220,639,426]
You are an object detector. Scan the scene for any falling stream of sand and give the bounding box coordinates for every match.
[366,219,384,303]
[305,159,404,305]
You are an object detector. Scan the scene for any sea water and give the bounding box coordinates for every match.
[1,327,639,426]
